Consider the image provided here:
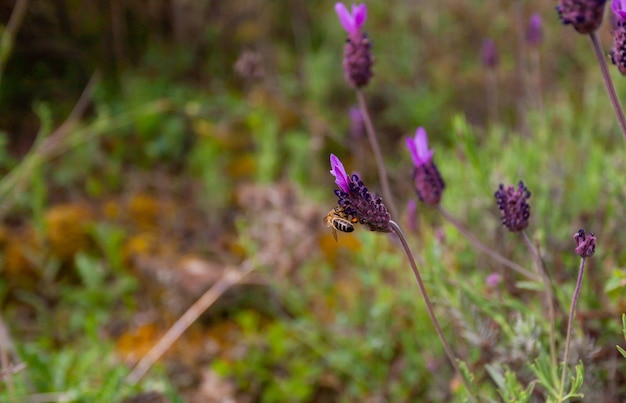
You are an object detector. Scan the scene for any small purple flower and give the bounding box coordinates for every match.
[330,154,391,233]
[613,0,626,20]
[486,273,503,288]
[406,199,418,233]
[335,2,374,88]
[494,181,531,232]
[335,3,367,38]
[526,14,543,46]
[573,229,596,257]
[406,128,445,205]
[556,0,607,34]
[481,39,498,68]
[330,154,351,193]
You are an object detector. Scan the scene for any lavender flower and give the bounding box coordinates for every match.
[335,2,374,88]
[556,0,607,34]
[486,273,503,288]
[481,39,499,68]
[406,128,445,205]
[611,0,626,74]
[573,229,596,257]
[329,154,391,232]
[349,106,365,140]
[494,181,531,232]
[526,14,543,46]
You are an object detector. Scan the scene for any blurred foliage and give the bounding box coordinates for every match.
[1,0,626,401]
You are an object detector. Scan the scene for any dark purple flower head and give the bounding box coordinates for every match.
[406,128,445,205]
[335,3,367,38]
[494,181,531,232]
[526,14,543,46]
[335,3,373,88]
[330,154,391,233]
[613,0,626,20]
[610,21,626,74]
[481,39,498,68]
[556,0,607,34]
[573,229,596,257]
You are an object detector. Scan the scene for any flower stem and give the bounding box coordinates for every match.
[438,205,538,281]
[589,31,626,141]
[521,231,557,371]
[558,257,586,399]
[355,90,398,219]
[389,220,478,402]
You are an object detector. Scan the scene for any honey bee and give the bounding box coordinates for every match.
[324,206,358,241]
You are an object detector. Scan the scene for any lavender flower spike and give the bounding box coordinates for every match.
[556,0,607,34]
[406,128,445,205]
[330,154,391,233]
[526,14,543,46]
[335,3,367,38]
[335,2,373,88]
[611,0,626,74]
[330,153,350,193]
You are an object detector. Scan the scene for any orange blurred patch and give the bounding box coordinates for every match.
[115,323,161,364]
[45,203,93,260]
[318,231,361,263]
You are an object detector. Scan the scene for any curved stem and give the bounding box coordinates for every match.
[558,257,586,399]
[355,90,398,218]
[389,220,478,402]
[521,231,557,371]
[438,206,538,281]
[589,32,626,141]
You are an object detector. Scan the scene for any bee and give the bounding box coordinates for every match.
[324,206,358,241]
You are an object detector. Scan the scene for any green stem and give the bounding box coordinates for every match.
[558,257,586,399]
[521,231,557,372]
[389,220,478,402]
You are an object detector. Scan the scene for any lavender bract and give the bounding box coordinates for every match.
[406,128,445,205]
[335,2,374,88]
[329,154,391,232]
[494,181,531,232]
[481,39,498,68]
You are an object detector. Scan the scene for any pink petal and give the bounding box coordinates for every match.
[330,154,350,192]
[352,3,367,30]
[335,3,355,33]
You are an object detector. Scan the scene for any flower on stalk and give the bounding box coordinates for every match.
[494,181,531,232]
[481,39,499,68]
[329,154,391,232]
[573,229,596,257]
[406,128,445,205]
[526,14,543,46]
[610,0,626,74]
[335,2,374,88]
[556,0,607,34]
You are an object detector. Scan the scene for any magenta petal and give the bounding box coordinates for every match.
[614,0,626,20]
[414,127,434,163]
[406,136,420,167]
[352,3,367,29]
[330,154,350,193]
[335,3,355,34]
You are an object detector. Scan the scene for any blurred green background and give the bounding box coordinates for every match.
[1,0,626,401]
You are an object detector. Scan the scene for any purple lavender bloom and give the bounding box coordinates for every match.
[330,154,391,232]
[481,39,498,68]
[611,0,626,74]
[573,229,596,257]
[349,106,365,140]
[406,128,445,205]
[494,182,531,232]
[486,273,503,288]
[526,14,543,46]
[335,2,374,88]
[335,3,367,38]
[406,199,418,233]
[556,0,607,34]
